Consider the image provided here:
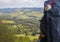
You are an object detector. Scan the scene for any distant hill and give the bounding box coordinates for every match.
[0,8,43,13]
[0,7,43,20]
[0,8,17,13]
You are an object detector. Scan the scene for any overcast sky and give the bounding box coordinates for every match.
[0,0,46,8]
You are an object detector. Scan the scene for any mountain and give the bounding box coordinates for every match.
[0,8,17,13]
[0,8,43,13]
[19,8,43,12]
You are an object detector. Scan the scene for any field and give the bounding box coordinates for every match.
[15,34,39,40]
[15,34,39,42]
[0,8,43,42]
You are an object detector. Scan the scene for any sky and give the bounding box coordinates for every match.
[0,0,46,8]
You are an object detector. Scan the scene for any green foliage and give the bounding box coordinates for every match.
[0,24,15,42]
[32,32,36,36]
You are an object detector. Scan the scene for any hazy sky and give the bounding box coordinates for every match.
[0,0,46,8]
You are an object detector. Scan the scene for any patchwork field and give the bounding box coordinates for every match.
[0,8,43,42]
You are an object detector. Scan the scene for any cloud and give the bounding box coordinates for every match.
[0,0,12,3]
[0,0,46,8]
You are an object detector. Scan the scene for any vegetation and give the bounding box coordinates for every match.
[0,23,15,42]
[0,10,43,42]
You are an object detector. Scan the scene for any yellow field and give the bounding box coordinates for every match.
[15,34,39,41]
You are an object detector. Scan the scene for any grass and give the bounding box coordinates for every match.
[15,34,38,41]
[27,36,38,41]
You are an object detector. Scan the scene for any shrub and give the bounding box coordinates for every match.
[0,24,15,42]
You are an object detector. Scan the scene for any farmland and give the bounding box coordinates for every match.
[0,8,43,42]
